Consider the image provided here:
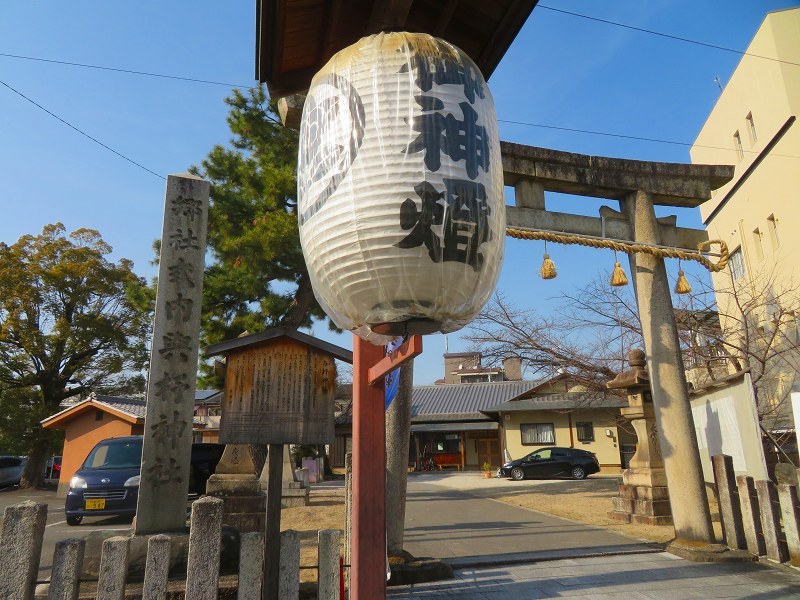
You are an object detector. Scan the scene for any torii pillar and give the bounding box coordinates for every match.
[502,142,734,547]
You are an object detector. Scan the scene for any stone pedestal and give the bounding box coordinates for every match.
[206,444,265,532]
[607,350,673,526]
[282,485,310,508]
[610,472,672,526]
[259,446,310,508]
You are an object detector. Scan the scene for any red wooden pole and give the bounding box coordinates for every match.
[351,334,386,599]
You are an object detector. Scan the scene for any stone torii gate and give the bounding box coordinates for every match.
[501,141,734,546]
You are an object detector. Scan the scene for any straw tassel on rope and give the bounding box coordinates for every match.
[539,241,557,279]
[674,260,692,294]
[505,226,729,273]
[610,251,628,287]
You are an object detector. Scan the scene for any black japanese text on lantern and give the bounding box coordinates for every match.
[397,49,493,271]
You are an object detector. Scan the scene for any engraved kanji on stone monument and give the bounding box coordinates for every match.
[135,173,209,535]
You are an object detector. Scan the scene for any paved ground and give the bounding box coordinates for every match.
[400,475,800,597]
[404,478,658,567]
[0,487,133,578]
[388,552,800,598]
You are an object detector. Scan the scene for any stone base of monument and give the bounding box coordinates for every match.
[76,527,241,581]
[216,494,267,533]
[387,550,454,586]
[666,539,756,563]
[282,481,310,508]
[206,473,261,496]
[206,475,265,533]
[608,482,673,526]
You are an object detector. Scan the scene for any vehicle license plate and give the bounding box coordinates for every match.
[85,499,105,510]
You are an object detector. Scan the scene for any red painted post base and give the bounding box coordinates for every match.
[351,334,387,599]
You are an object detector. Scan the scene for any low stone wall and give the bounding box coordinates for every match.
[0,496,343,600]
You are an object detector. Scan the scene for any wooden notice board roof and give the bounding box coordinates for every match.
[204,326,353,363]
[256,0,539,96]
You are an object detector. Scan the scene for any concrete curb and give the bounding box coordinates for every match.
[443,546,664,570]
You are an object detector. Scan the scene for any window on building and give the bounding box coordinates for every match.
[733,131,744,161]
[752,228,764,261]
[95,410,104,422]
[729,248,745,281]
[576,422,594,442]
[433,434,460,453]
[768,214,780,249]
[746,112,757,144]
[521,423,555,445]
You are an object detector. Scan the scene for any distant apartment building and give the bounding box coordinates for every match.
[690,8,800,428]
[440,352,522,384]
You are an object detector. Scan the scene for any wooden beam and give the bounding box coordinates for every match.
[368,336,423,385]
[478,0,539,76]
[369,0,414,32]
[319,0,344,64]
[434,0,459,36]
[263,443,284,600]
[352,335,387,599]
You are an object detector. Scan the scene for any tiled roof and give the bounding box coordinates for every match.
[411,381,540,420]
[336,380,541,425]
[481,393,628,414]
[94,395,147,419]
[195,389,222,404]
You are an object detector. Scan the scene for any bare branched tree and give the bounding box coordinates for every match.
[467,283,642,394]
[468,262,800,430]
[685,263,800,428]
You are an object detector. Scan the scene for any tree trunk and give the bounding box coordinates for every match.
[280,272,317,329]
[317,444,334,477]
[385,360,413,556]
[249,444,268,476]
[20,437,50,489]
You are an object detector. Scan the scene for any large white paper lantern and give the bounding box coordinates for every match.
[298,32,504,342]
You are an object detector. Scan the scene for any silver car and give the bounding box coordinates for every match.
[0,456,27,488]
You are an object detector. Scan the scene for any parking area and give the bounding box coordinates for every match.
[407,470,622,495]
[0,487,134,578]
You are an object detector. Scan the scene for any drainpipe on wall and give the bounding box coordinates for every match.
[567,413,575,448]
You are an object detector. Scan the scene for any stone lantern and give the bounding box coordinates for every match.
[607,349,672,525]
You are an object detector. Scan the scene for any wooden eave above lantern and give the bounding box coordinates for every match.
[255,0,540,96]
[204,326,353,363]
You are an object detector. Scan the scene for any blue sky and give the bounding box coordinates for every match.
[1,1,795,385]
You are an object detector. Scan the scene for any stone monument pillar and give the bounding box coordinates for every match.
[607,350,672,526]
[206,444,265,533]
[135,174,209,535]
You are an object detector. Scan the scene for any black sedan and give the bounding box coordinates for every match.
[498,447,600,480]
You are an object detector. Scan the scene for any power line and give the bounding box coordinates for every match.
[537,4,800,69]
[0,52,249,88]
[0,51,285,127]
[498,117,800,159]
[0,78,165,180]
[1,8,797,178]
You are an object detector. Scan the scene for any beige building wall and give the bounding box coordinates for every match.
[501,408,624,471]
[691,8,800,426]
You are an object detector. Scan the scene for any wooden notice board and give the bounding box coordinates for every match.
[219,337,335,445]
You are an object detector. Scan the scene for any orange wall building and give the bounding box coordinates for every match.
[42,391,222,495]
[42,394,146,495]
